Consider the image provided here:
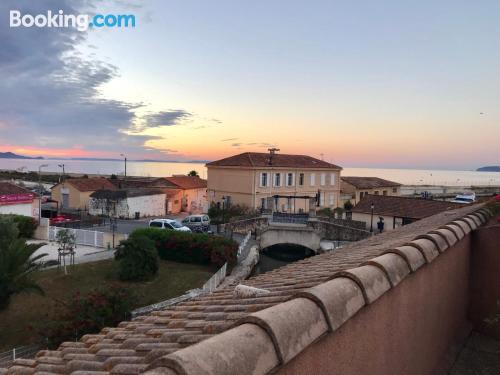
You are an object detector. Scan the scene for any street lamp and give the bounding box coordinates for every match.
[58,164,65,184]
[38,164,49,221]
[120,154,127,178]
[370,202,374,233]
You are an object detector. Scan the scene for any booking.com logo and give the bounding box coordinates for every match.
[9,10,136,31]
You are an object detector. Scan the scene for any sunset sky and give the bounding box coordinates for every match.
[1,0,499,169]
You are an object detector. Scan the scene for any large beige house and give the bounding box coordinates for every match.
[206,152,342,213]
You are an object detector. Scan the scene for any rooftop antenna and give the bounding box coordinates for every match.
[268,147,280,165]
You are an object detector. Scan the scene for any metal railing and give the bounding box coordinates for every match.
[48,226,105,248]
[272,212,309,224]
[0,345,41,367]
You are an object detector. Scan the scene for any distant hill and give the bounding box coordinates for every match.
[0,152,44,159]
[477,166,500,172]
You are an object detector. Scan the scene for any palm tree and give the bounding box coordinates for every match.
[0,218,47,310]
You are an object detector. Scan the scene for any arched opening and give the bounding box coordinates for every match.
[252,243,315,276]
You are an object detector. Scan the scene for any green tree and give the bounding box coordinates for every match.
[187,170,199,177]
[0,218,47,310]
[115,235,159,281]
[56,229,76,275]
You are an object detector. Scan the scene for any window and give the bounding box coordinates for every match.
[310,173,316,186]
[274,173,281,187]
[383,190,387,196]
[329,193,334,206]
[261,198,266,209]
[375,191,379,195]
[392,187,398,193]
[286,172,294,186]
[149,221,163,228]
[299,173,304,186]
[320,173,326,186]
[331,173,336,186]
[320,192,325,206]
[360,192,364,199]
[260,172,268,187]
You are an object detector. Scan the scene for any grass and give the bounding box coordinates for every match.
[0,259,216,351]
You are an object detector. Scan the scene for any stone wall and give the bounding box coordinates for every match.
[308,219,371,242]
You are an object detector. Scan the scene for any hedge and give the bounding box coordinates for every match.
[0,214,38,238]
[129,228,238,267]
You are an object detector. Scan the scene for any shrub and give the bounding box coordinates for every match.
[115,235,159,281]
[40,285,136,348]
[130,228,238,267]
[1,214,38,238]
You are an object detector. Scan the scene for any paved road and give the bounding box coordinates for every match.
[90,213,189,234]
[29,240,115,265]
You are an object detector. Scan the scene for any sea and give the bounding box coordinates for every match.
[1,158,499,186]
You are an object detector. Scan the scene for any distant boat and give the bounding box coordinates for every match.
[450,192,476,204]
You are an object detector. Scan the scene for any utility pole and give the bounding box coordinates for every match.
[38,164,48,221]
[58,164,65,183]
[120,154,127,178]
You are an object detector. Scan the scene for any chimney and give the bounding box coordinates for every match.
[267,147,280,166]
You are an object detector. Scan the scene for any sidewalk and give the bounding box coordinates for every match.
[29,240,115,265]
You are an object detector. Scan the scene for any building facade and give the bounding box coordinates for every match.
[0,182,39,218]
[206,152,342,212]
[51,177,116,211]
[163,176,208,213]
[89,189,166,219]
[341,176,402,205]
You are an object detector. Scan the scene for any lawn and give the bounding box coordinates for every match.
[0,259,217,351]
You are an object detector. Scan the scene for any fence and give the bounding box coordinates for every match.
[272,212,309,224]
[0,345,41,367]
[48,226,105,248]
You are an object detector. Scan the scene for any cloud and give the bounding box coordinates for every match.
[0,0,216,159]
[144,110,192,128]
[221,137,238,142]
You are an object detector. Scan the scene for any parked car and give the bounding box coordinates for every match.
[451,192,476,204]
[149,218,191,232]
[181,214,211,232]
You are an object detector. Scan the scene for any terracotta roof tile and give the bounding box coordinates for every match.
[6,204,489,375]
[64,178,117,192]
[0,181,35,196]
[352,194,461,219]
[341,176,401,189]
[206,152,342,169]
[163,176,207,190]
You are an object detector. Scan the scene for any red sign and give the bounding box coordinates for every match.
[0,193,35,205]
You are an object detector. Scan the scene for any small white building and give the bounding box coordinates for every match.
[89,188,166,219]
[0,181,39,218]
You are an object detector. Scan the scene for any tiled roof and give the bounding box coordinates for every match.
[163,176,207,190]
[64,178,117,192]
[109,178,172,189]
[206,152,342,169]
[4,204,490,375]
[0,181,34,195]
[341,176,401,189]
[352,194,461,219]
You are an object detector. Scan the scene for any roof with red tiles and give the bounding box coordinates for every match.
[206,152,342,169]
[352,194,462,219]
[163,176,207,190]
[341,176,401,189]
[61,178,117,192]
[3,204,490,375]
[0,181,34,195]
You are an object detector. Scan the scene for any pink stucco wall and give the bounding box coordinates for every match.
[277,235,473,375]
